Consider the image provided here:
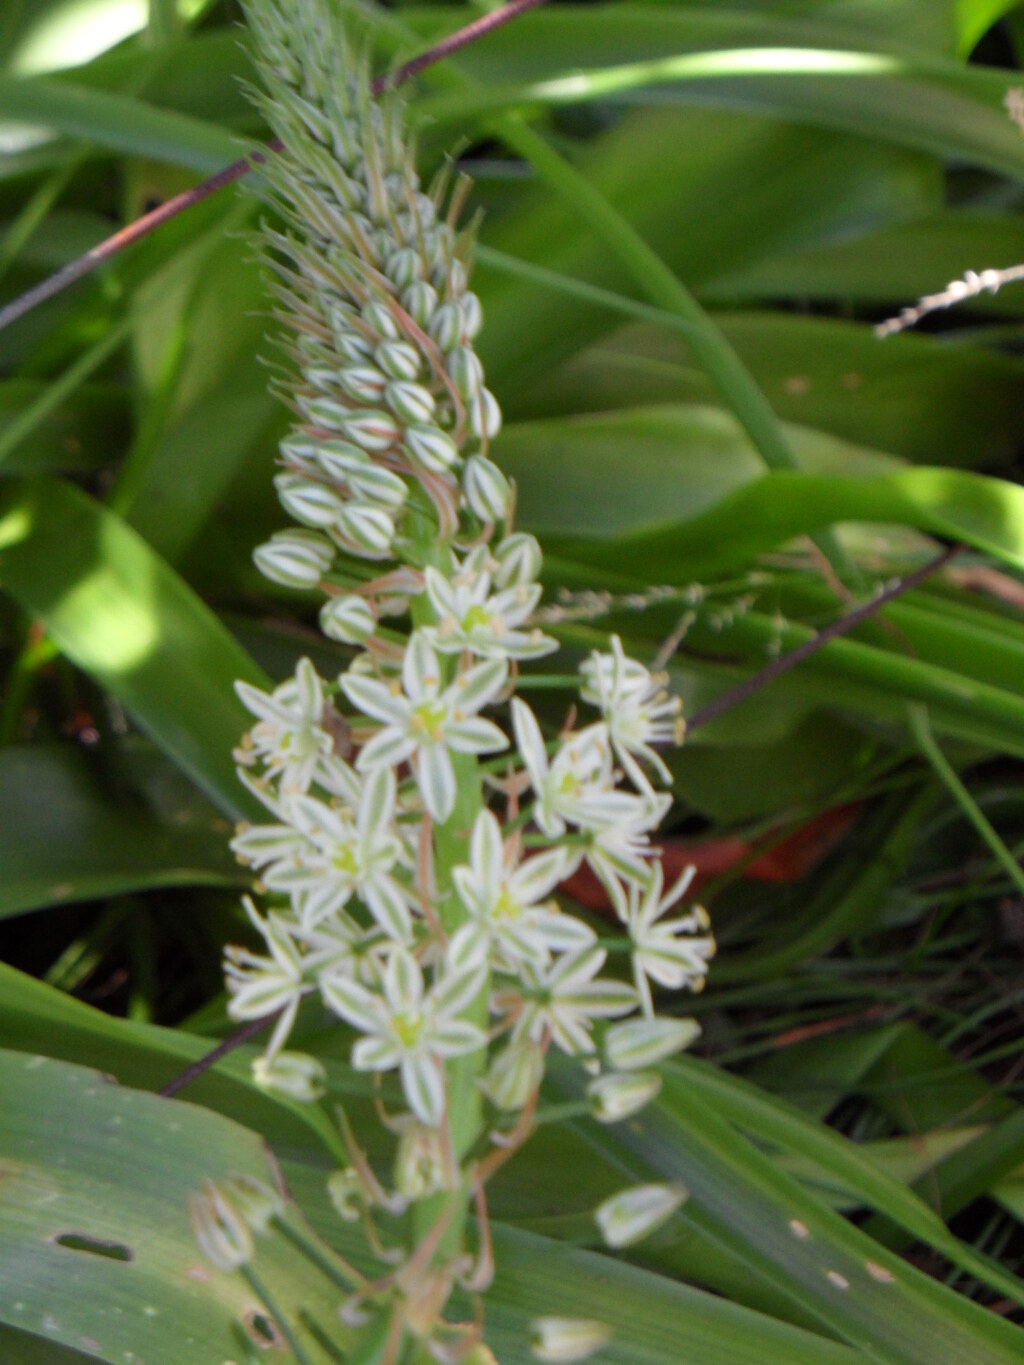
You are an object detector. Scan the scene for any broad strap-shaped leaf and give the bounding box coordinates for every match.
[0,1049,348,1364]
[545,465,1024,577]
[0,75,239,171]
[0,742,242,919]
[0,477,268,818]
[280,1154,866,1365]
[558,1065,1024,1364]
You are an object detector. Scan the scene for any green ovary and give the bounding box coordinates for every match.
[393,1010,425,1049]
[331,843,359,876]
[493,886,522,922]
[461,605,493,634]
[411,700,448,741]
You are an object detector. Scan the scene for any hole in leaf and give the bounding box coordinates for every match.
[243,1310,284,1349]
[53,1233,134,1262]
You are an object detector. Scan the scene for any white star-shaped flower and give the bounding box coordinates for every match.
[579,635,684,787]
[421,556,556,661]
[322,948,486,1125]
[234,657,333,794]
[340,631,508,821]
[267,766,414,943]
[447,809,593,974]
[583,787,673,919]
[511,701,637,838]
[224,898,307,1061]
[625,862,716,1016]
[500,947,636,1055]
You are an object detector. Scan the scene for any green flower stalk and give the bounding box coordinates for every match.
[204,1,715,1358]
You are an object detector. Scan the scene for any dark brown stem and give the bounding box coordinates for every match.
[158,1011,281,1097]
[686,542,963,734]
[0,0,549,335]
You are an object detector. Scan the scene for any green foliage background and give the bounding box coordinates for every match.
[1,0,1024,1360]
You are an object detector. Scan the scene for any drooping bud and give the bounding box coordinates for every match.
[252,1050,327,1101]
[493,532,543,588]
[586,1070,662,1123]
[478,1041,545,1112]
[394,1120,449,1199]
[326,1168,364,1222]
[530,1317,612,1363]
[594,1182,687,1249]
[220,1173,286,1235]
[603,1017,701,1070]
[188,1180,253,1272]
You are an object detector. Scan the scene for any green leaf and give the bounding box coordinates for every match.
[551,466,1024,577]
[0,477,268,817]
[570,1067,1024,1363]
[280,1157,866,1365]
[0,1048,347,1364]
[519,315,1024,468]
[0,75,240,170]
[0,742,242,918]
[0,960,345,1159]
[675,1056,1024,1305]
[420,45,1024,184]
[500,403,900,540]
[475,107,936,405]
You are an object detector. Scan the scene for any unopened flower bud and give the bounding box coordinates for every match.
[469,387,502,441]
[335,502,395,556]
[464,454,510,522]
[315,439,372,481]
[342,411,402,451]
[460,291,483,339]
[376,340,421,381]
[253,529,333,587]
[220,1173,285,1235]
[429,302,462,351]
[338,364,388,403]
[319,595,375,645]
[327,301,360,337]
[347,464,408,510]
[188,1180,253,1272]
[335,330,374,363]
[493,532,543,587]
[252,1051,326,1101]
[394,1121,448,1199]
[299,393,351,431]
[386,379,436,424]
[403,281,439,328]
[594,1182,687,1249]
[386,247,422,288]
[404,424,461,473]
[433,257,467,296]
[587,1070,661,1123]
[479,1041,544,1111]
[362,299,399,340]
[603,1017,701,1071]
[274,472,346,528]
[530,1317,612,1363]
[279,433,323,472]
[446,345,485,400]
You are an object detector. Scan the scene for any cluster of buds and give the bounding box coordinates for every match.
[207,1,715,1358]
